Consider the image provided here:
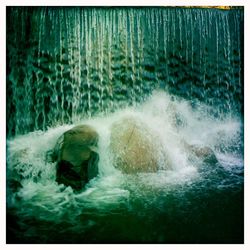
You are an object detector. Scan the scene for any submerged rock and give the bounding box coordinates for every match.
[51,125,99,190]
[183,141,218,164]
[191,145,218,164]
[110,116,167,173]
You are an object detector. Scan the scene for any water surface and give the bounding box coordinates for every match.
[6,7,244,243]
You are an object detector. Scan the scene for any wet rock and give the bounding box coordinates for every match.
[192,146,218,164]
[183,141,218,164]
[110,116,165,173]
[51,125,99,190]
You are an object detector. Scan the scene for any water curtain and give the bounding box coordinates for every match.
[6,7,243,136]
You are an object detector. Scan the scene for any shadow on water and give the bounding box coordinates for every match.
[7,177,244,243]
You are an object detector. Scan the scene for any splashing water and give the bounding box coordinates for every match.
[7,91,243,243]
[6,6,243,244]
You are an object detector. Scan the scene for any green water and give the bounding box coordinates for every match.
[7,169,243,243]
[6,7,244,243]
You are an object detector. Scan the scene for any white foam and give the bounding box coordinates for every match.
[7,90,243,216]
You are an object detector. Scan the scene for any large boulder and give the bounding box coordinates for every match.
[109,116,167,173]
[50,125,99,190]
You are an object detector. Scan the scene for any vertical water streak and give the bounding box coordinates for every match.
[85,10,91,117]
[184,10,189,63]
[128,10,135,104]
[215,13,219,86]
[6,7,244,136]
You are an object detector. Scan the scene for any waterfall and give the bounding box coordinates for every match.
[6,7,243,137]
[6,7,244,244]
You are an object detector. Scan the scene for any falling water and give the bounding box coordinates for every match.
[7,7,243,137]
[6,7,243,243]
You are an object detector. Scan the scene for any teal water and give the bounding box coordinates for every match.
[7,7,243,136]
[6,7,244,243]
[6,91,244,243]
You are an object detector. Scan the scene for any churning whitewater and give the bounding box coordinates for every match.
[6,7,243,243]
[7,91,243,226]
